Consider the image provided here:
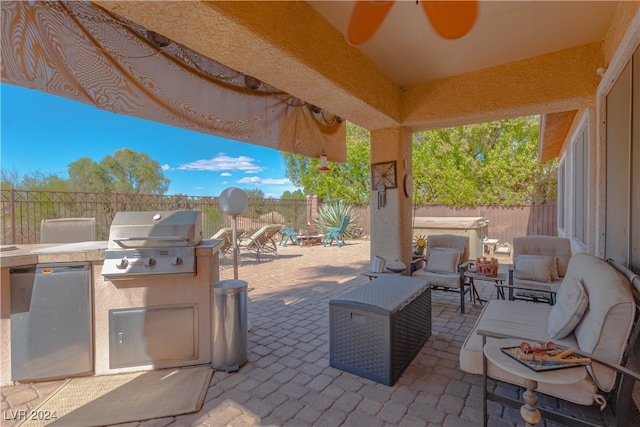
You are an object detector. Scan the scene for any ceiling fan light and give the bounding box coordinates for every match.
[422,0,478,40]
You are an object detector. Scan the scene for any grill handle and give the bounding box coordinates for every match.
[112,236,190,248]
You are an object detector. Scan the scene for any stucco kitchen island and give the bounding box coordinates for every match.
[0,239,224,387]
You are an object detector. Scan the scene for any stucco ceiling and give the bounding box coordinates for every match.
[91,0,623,135]
[309,1,618,86]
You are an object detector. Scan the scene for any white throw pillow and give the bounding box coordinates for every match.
[514,254,554,283]
[547,277,589,339]
[425,248,462,274]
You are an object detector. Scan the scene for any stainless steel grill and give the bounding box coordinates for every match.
[101,211,202,280]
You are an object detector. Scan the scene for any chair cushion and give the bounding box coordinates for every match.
[547,277,589,339]
[514,254,555,283]
[413,269,460,289]
[424,248,461,274]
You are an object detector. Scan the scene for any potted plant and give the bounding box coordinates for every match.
[413,235,426,255]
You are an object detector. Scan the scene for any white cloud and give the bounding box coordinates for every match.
[237,176,291,186]
[237,176,261,184]
[261,178,291,185]
[220,172,231,177]
[161,164,171,171]
[177,154,263,173]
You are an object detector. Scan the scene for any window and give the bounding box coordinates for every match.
[558,158,565,232]
[573,125,588,246]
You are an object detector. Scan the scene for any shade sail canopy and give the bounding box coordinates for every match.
[1,1,346,162]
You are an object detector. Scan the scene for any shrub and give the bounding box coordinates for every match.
[314,202,360,238]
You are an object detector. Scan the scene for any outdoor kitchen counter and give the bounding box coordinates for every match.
[0,239,225,268]
[0,238,225,387]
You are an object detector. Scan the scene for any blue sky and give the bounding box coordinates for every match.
[1,84,298,198]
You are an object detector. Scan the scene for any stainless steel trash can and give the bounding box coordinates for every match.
[211,280,248,372]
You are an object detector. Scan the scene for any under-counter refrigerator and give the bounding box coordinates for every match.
[10,262,93,381]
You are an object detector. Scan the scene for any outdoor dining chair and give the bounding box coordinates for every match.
[278,227,300,246]
[323,216,350,247]
[239,224,282,261]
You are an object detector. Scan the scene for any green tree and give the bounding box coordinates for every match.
[281,189,306,200]
[0,168,69,191]
[244,188,265,199]
[412,117,557,206]
[281,122,371,205]
[100,148,170,194]
[67,157,112,193]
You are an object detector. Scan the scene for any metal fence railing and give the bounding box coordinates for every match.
[0,189,312,245]
[1,189,557,246]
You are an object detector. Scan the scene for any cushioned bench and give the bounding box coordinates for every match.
[460,252,640,426]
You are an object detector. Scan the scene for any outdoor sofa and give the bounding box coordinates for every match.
[459,252,640,426]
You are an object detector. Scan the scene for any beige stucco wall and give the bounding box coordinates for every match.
[369,128,413,269]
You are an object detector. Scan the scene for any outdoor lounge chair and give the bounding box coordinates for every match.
[240,224,282,261]
[323,216,350,247]
[411,234,472,314]
[504,235,572,305]
[211,227,246,258]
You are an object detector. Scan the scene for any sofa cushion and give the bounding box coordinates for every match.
[458,300,597,405]
[514,254,554,283]
[569,253,635,392]
[548,277,588,339]
[425,248,461,274]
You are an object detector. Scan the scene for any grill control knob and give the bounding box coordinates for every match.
[145,258,156,267]
[172,257,183,266]
[116,259,129,270]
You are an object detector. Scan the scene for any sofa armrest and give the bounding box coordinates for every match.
[494,283,556,304]
[410,256,425,274]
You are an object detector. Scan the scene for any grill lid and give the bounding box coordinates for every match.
[107,211,202,249]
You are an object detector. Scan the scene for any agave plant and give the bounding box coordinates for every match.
[313,202,360,238]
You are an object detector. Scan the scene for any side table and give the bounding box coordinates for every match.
[463,271,506,304]
[482,338,587,427]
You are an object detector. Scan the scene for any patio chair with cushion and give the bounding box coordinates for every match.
[239,224,282,261]
[40,217,96,243]
[411,234,472,314]
[323,216,350,247]
[504,235,572,305]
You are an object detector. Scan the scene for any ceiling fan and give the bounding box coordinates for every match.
[347,0,478,45]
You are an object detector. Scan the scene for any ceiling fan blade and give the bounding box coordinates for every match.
[421,1,478,40]
[346,1,395,46]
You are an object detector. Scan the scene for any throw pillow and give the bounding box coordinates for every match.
[514,254,554,283]
[425,248,462,274]
[547,276,589,339]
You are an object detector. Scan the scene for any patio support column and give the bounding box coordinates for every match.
[369,127,413,269]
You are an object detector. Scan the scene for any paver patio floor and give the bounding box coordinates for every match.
[2,239,637,426]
